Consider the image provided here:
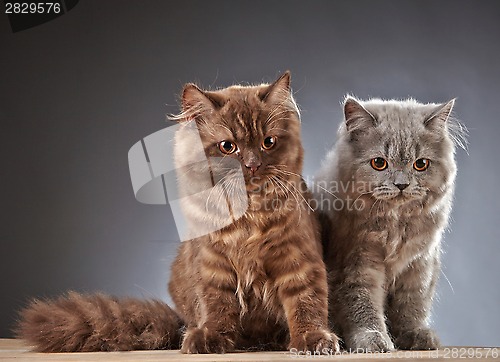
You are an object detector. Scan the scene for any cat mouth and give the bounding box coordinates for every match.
[245,175,289,196]
[244,175,268,193]
[373,190,418,202]
[394,192,409,201]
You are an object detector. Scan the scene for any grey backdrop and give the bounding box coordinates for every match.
[1,0,499,347]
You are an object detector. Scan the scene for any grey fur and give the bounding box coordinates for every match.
[314,96,464,352]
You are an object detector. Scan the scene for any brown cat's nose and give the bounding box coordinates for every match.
[395,183,409,191]
[245,160,262,174]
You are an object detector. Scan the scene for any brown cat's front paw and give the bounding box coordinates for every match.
[348,330,394,352]
[181,327,235,354]
[289,329,340,354]
[395,328,440,350]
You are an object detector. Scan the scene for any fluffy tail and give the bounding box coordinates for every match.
[15,291,183,352]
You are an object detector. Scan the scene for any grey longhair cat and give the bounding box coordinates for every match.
[314,96,466,352]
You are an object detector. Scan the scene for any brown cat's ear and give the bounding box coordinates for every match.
[424,98,455,129]
[181,84,226,121]
[344,96,376,133]
[258,71,291,103]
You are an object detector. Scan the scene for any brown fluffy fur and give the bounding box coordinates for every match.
[16,292,182,352]
[16,72,338,354]
[170,71,338,353]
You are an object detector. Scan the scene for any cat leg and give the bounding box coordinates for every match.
[387,253,441,350]
[181,274,240,353]
[331,250,394,352]
[277,258,339,354]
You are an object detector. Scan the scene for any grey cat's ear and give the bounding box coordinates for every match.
[344,97,376,132]
[424,99,455,128]
[258,71,291,103]
[181,84,226,119]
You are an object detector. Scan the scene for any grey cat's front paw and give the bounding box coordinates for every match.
[348,330,394,353]
[395,328,440,350]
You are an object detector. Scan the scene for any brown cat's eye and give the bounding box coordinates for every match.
[414,158,430,171]
[370,157,388,171]
[262,136,276,150]
[218,140,237,154]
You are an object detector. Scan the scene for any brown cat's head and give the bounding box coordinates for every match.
[174,71,303,196]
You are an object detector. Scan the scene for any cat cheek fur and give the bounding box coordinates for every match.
[316,96,465,352]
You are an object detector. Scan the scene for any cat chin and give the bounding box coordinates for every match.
[245,178,266,192]
[246,185,286,198]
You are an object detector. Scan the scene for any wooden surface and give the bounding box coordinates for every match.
[1,339,498,361]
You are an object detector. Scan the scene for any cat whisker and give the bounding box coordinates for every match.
[268,175,297,218]
[205,174,230,212]
[264,108,291,128]
[267,176,285,199]
[215,123,233,135]
[268,167,316,213]
[441,270,455,294]
[271,127,289,134]
[353,191,373,204]
[204,170,245,214]
[314,183,342,201]
[275,174,314,213]
[374,199,382,218]
[270,175,303,221]
[265,101,289,121]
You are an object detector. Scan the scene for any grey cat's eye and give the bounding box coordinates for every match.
[413,158,430,171]
[218,140,237,154]
[370,157,388,171]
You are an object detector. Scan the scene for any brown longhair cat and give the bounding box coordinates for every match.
[16,72,339,354]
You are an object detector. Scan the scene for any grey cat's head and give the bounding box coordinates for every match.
[335,96,466,207]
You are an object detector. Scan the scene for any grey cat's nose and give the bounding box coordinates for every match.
[395,183,409,190]
[245,161,262,174]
